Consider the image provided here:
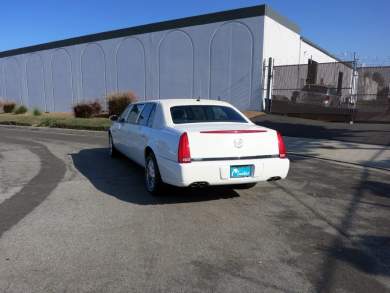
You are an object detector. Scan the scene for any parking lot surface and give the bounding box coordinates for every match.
[0,126,389,292]
[254,114,390,146]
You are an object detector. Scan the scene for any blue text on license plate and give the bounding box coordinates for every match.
[230,165,253,178]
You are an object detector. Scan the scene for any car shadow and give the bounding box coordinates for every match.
[361,180,390,198]
[324,235,390,276]
[70,148,240,205]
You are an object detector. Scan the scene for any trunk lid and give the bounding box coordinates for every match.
[173,123,278,159]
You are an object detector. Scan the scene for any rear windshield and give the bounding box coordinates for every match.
[170,105,247,124]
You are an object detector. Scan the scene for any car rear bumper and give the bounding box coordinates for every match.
[157,156,290,187]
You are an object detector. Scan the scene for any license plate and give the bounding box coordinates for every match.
[230,165,253,178]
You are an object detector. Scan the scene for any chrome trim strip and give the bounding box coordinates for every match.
[191,154,279,162]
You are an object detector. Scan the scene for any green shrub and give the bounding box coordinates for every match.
[32,108,42,116]
[90,101,102,116]
[73,103,94,118]
[73,101,102,118]
[14,105,28,114]
[107,92,136,116]
[3,102,16,113]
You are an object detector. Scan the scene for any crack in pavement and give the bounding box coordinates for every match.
[0,136,66,239]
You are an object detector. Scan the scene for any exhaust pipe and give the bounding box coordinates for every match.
[189,182,209,188]
[267,176,281,182]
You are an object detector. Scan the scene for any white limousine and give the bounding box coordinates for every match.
[109,99,289,194]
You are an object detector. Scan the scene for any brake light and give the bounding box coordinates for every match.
[277,132,287,158]
[178,132,191,163]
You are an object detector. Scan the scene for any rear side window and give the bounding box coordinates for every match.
[170,105,247,124]
[137,103,156,126]
[119,105,132,121]
[127,104,144,124]
[147,104,156,127]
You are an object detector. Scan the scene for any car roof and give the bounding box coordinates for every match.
[133,99,232,107]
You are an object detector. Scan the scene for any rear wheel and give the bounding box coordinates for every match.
[145,153,163,195]
[109,133,119,157]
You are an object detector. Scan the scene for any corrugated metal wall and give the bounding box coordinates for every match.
[0,16,264,112]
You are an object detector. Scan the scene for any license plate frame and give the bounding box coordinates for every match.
[230,165,253,178]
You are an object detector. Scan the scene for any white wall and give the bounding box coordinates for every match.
[262,16,301,66]
[299,39,337,64]
[262,15,338,66]
[0,16,264,112]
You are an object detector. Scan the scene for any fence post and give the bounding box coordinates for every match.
[350,54,358,124]
[266,57,274,113]
[261,59,267,111]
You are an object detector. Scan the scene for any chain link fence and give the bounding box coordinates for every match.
[267,60,390,123]
[355,66,390,122]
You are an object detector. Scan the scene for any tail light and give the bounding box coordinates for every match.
[178,132,191,163]
[277,132,287,158]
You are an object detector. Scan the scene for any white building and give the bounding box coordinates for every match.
[0,4,342,112]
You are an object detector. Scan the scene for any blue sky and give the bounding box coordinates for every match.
[1,0,389,64]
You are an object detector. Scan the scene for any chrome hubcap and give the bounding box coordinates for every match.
[146,159,155,190]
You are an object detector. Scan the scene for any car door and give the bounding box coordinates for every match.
[132,103,156,166]
[111,104,132,153]
[121,103,144,161]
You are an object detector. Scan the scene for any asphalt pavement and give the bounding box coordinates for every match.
[0,126,389,292]
[254,114,390,146]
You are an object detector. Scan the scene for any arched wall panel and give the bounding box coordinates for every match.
[0,62,3,98]
[4,58,23,104]
[0,13,264,112]
[52,49,74,112]
[81,43,107,101]
[209,22,254,110]
[116,37,146,99]
[26,54,46,110]
[158,30,194,99]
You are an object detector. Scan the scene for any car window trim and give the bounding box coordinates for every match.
[127,103,144,124]
[136,103,156,128]
[136,103,151,126]
[146,103,156,128]
[118,104,133,123]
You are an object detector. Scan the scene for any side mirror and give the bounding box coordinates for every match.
[109,115,118,121]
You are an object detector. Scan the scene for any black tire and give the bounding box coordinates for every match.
[109,133,119,158]
[145,152,163,195]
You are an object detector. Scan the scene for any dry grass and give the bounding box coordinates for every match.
[0,110,265,132]
[107,91,137,116]
[0,112,111,131]
[243,111,266,119]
